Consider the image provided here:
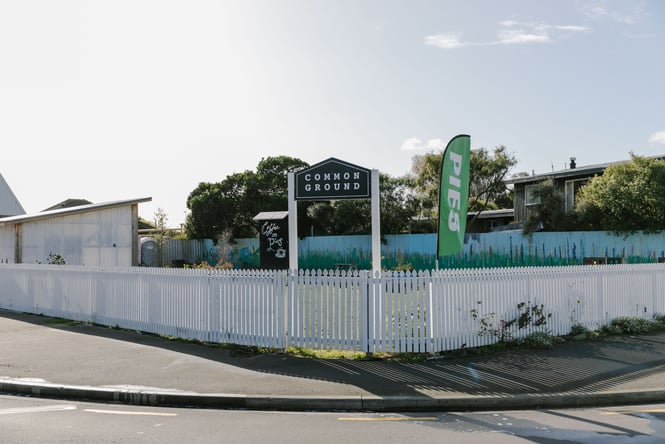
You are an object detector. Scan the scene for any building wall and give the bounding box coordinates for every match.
[0,206,135,266]
[0,226,13,263]
[513,183,527,222]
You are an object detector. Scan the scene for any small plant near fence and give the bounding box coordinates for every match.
[471,301,555,349]
[47,252,67,265]
[600,315,665,336]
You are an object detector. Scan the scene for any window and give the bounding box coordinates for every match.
[525,184,540,206]
[564,179,588,212]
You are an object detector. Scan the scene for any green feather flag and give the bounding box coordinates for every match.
[437,134,471,257]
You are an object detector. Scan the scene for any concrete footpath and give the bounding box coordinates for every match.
[1,309,665,412]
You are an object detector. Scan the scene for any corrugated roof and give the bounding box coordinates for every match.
[0,197,152,226]
[0,173,26,217]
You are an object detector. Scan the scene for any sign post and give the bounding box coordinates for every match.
[288,173,298,271]
[370,169,380,275]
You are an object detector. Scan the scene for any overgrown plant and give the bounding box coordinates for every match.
[215,229,235,269]
[47,252,66,265]
[471,300,552,343]
[603,316,665,336]
[152,208,171,267]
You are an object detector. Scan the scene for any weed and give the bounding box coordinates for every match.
[610,317,659,335]
[515,331,564,350]
[569,323,588,336]
[471,300,552,344]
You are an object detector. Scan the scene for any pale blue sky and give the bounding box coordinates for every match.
[1,0,663,226]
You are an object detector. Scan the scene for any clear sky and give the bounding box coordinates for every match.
[1,0,663,227]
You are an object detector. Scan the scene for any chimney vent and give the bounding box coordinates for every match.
[570,157,577,169]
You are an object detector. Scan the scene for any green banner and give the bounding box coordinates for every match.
[437,134,471,257]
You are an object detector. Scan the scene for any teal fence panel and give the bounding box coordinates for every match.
[231,231,665,270]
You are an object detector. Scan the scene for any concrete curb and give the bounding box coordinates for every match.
[2,378,665,412]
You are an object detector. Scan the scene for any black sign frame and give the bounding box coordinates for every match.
[294,157,371,201]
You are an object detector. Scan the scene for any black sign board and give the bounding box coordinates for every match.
[295,158,371,201]
[255,212,289,270]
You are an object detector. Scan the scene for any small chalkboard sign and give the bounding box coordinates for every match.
[253,211,289,270]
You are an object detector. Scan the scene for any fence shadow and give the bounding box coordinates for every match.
[3,309,665,400]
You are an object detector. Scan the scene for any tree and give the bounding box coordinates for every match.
[184,156,309,240]
[576,155,665,234]
[152,208,172,266]
[411,145,517,222]
[184,177,245,240]
[323,174,416,235]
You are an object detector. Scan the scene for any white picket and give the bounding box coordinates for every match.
[1,263,664,353]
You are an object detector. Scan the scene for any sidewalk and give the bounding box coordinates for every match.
[1,309,664,412]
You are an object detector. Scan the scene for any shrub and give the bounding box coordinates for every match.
[47,252,66,265]
[570,323,587,336]
[516,332,563,350]
[611,317,657,335]
[654,314,665,328]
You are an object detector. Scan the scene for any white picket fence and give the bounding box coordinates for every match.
[0,263,664,353]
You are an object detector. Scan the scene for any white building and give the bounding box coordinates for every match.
[0,173,150,266]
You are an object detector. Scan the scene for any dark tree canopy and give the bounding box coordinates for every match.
[184,156,309,240]
[334,174,416,235]
[185,146,518,241]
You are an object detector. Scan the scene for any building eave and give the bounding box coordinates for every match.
[0,197,152,226]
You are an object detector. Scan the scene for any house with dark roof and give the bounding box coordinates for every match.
[505,155,665,224]
[42,198,93,211]
[466,208,515,233]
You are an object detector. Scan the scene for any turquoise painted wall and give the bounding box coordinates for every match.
[231,231,665,270]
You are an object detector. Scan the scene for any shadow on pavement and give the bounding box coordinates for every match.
[3,309,665,399]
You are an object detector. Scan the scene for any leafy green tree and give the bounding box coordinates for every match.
[468,146,517,213]
[306,202,335,236]
[185,179,242,240]
[326,174,416,235]
[185,157,419,239]
[411,145,517,222]
[184,156,309,240]
[411,151,441,219]
[576,155,665,234]
[378,174,418,235]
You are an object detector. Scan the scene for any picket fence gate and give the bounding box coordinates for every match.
[0,263,664,354]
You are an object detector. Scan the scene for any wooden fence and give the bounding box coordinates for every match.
[0,263,664,353]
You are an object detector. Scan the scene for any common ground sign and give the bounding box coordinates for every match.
[288,158,380,273]
[294,158,371,200]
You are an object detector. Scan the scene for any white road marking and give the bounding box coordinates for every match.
[338,416,439,422]
[0,404,77,415]
[604,408,665,415]
[83,409,178,417]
